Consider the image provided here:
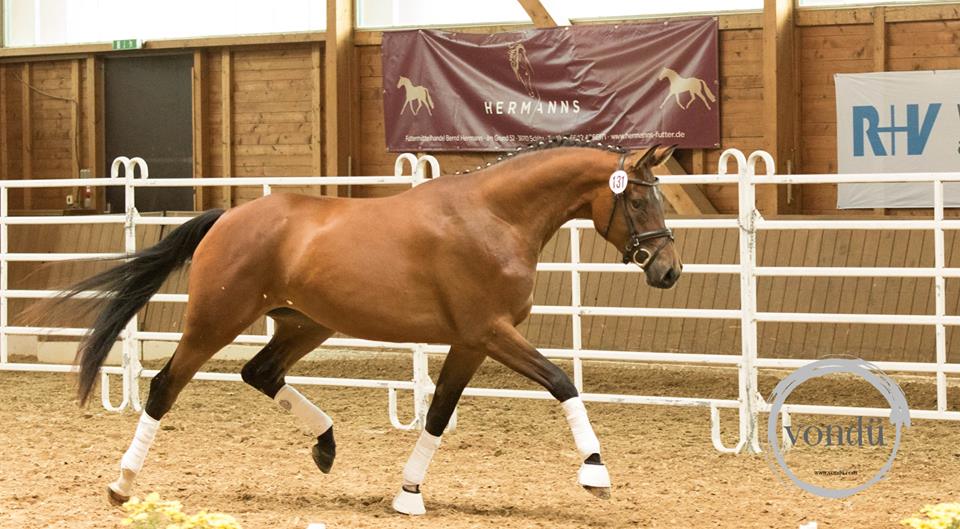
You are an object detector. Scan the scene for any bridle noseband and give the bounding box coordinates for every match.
[601,154,674,269]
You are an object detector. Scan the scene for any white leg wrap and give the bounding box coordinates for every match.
[120,412,160,474]
[562,397,601,460]
[401,430,441,486]
[110,412,159,499]
[275,384,333,436]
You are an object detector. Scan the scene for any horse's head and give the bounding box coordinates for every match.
[397,76,408,88]
[590,145,682,289]
[656,67,669,81]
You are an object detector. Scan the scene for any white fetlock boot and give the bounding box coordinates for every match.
[578,462,611,499]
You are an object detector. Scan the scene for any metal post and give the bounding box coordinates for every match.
[569,226,584,391]
[125,159,146,412]
[934,178,947,413]
[739,150,774,454]
[731,149,760,454]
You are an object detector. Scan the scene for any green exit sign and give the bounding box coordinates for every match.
[112,39,142,50]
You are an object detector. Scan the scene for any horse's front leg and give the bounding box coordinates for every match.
[480,321,611,498]
[393,346,486,515]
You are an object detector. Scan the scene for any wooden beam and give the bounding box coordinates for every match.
[761,0,798,215]
[70,60,80,180]
[312,44,323,178]
[0,66,7,183]
[324,0,354,178]
[796,4,960,26]
[653,157,718,215]
[84,56,105,211]
[692,149,705,176]
[220,48,232,208]
[192,50,205,211]
[0,32,327,59]
[20,63,31,209]
[354,13,762,46]
[873,7,886,72]
[516,0,568,27]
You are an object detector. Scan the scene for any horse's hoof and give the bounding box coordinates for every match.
[582,485,612,500]
[392,487,426,515]
[106,484,130,507]
[312,427,336,474]
[577,460,611,498]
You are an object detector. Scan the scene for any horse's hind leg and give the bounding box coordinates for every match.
[393,346,485,515]
[240,309,336,472]
[106,297,264,506]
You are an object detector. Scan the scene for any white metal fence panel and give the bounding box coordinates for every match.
[2,149,959,454]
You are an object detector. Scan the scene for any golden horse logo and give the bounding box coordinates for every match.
[657,67,716,110]
[508,43,539,99]
[397,76,434,116]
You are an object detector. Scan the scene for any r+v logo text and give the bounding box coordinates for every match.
[852,103,944,157]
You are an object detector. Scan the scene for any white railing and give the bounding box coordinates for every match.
[1,149,959,454]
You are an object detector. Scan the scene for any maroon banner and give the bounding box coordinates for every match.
[381,18,719,151]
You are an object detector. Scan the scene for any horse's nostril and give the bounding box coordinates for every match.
[663,267,680,286]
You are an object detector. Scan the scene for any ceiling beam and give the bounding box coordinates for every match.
[516,0,569,28]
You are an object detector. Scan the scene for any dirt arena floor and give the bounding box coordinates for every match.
[1,352,958,529]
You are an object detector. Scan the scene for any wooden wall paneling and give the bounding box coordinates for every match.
[757,230,785,356]
[858,232,893,357]
[826,230,856,355]
[673,229,707,354]
[803,228,839,356]
[891,231,930,360]
[876,231,910,360]
[848,231,879,355]
[230,45,314,203]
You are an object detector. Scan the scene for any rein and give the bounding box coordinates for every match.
[601,154,674,268]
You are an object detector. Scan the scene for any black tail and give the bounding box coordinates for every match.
[48,209,224,405]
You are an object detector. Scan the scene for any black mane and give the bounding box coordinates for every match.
[452,136,628,175]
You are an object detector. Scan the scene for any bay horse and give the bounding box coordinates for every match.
[45,140,682,515]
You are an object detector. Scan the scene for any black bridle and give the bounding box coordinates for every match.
[601,154,674,268]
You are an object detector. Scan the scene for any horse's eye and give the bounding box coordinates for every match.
[631,199,643,209]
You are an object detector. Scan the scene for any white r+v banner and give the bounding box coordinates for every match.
[835,70,960,209]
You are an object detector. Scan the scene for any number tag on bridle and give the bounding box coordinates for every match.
[608,170,628,194]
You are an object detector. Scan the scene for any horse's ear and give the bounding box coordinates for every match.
[631,144,661,171]
[650,144,678,167]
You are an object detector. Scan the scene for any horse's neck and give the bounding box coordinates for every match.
[400,79,411,89]
[479,150,608,249]
[664,69,678,80]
